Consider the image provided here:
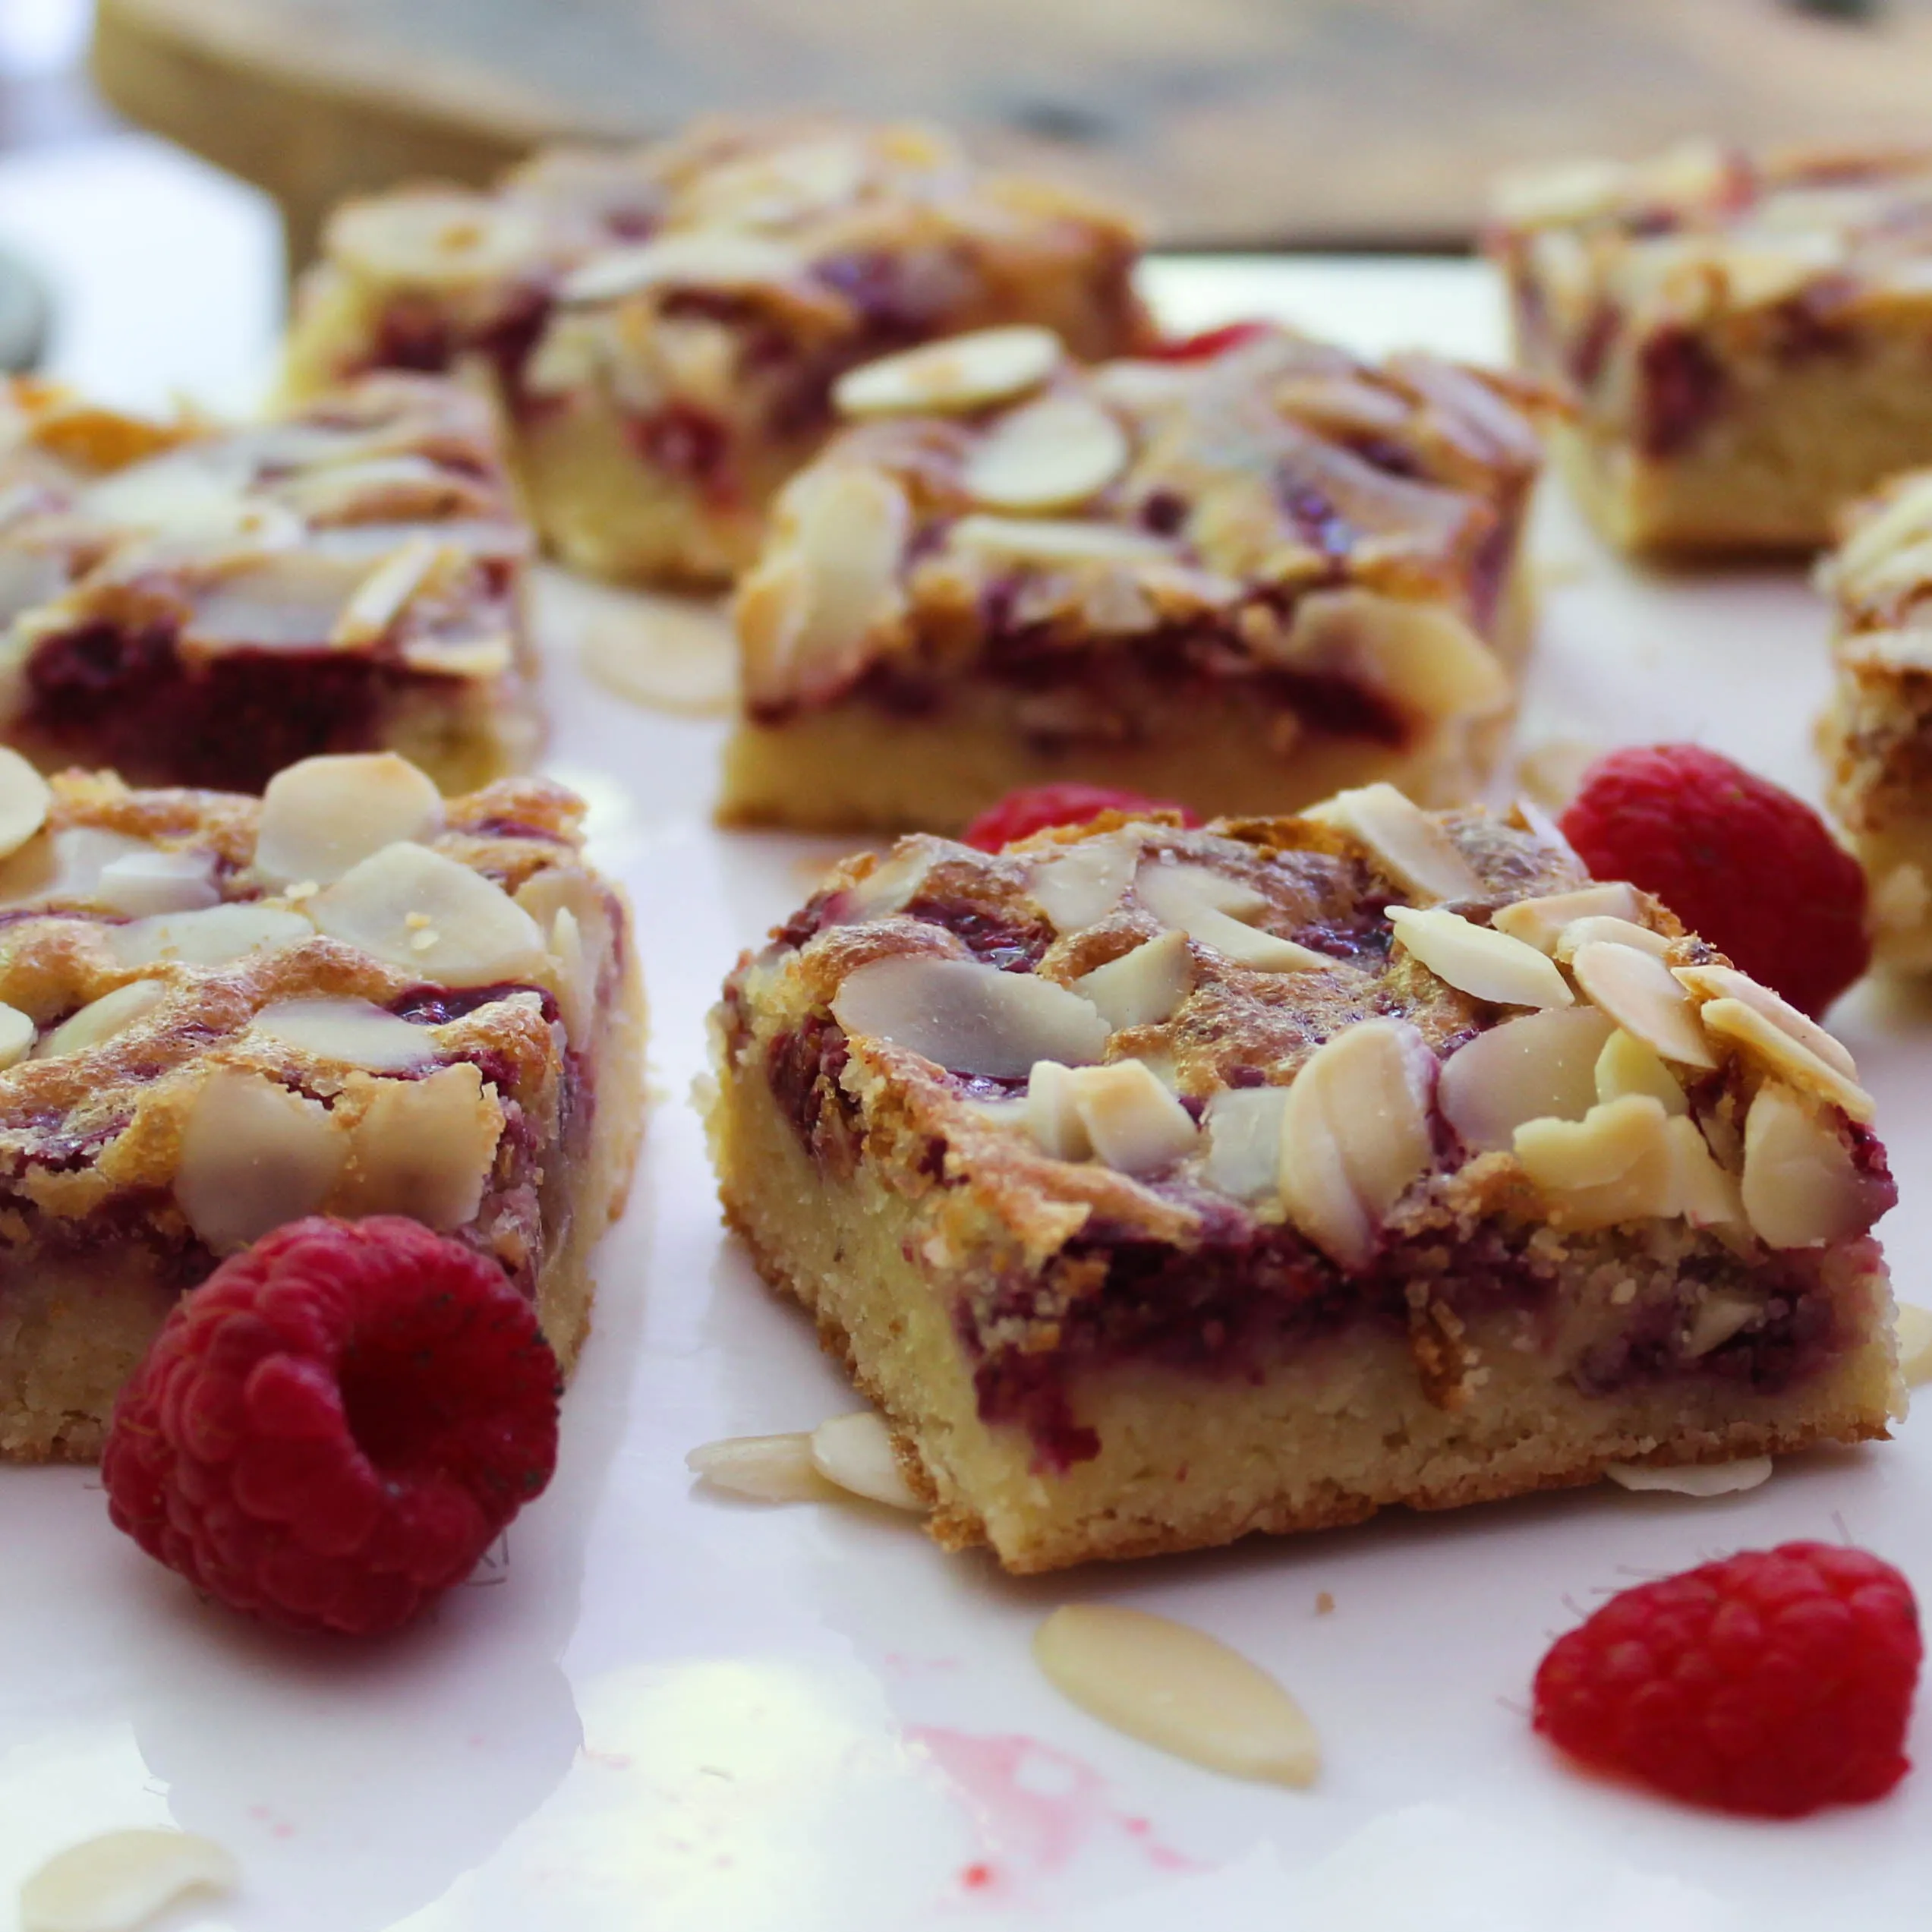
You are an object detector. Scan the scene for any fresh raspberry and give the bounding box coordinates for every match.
[1148,320,1276,361]
[963,783,1201,853]
[1559,743,1871,1016]
[1533,1541,1920,1817]
[102,1216,559,1637]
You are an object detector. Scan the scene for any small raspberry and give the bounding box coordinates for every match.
[1533,1541,1921,1817]
[102,1216,559,1637]
[1148,320,1276,361]
[963,783,1201,853]
[1559,743,1871,1016]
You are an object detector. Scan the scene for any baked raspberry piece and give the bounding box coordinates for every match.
[1559,743,1870,1017]
[963,784,1197,853]
[1534,1541,1920,1817]
[709,783,1900,1573]
[720,321,1549,835]
[104,1216,559,1635]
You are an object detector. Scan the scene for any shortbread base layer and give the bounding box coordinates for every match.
[0,959,648,1464]
[711,1044,1900,1573]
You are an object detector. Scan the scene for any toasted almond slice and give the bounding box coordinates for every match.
[246,998,437,1073]
[331,534,443,648]
[947,512,1176,566]
[1387,905,1574,1008]
[1741,1081,1874,1248]
[36,979,166,1058]
[93,849,220,918]
[175,1068,348,1251]
[514,865,617,1047]
[1026,1058,1092,1161]
[1070,1059,1199,1174]
[1439,1007,1615,1151]
[1492,883,1644,954]
[1700,998,1874,1124]
[1895,1303,1932,1386]
[1136,859,1328,972]
[254,752,444,887]
[1682,1288,1759,1357]
[1605,1458,1773,1497]
[1305,783,1482,902]
[558,232,805,305]
[1663,1114,1745,1228]
[20,1827,238,1932]
[0,827,155,909]
[1672,964,1858,1077]
[685,1432,833,1502]
[1028,832,1138,931]
[1553,915,1671,962]
[1073,930,1194,1029]
[108,903,314,969]
[1571,941,1715,1068]
[809,1411,923,1510]
[335,1061,503,1228]
[0,747,51,861]
[1594,1029,1688,1114]
[834,325,1061,418]
[1278,1017,1434,1266]
[1202,1084,1289,1201]
[832,954,1109,1079]
[1489,156,1629,229]
[1288,589,1508,723]
[328,189,542,286]
[963,393,1130,513]
[1034,1604,1320,1788]
[1514,1095,1674,1229]
[0,1001,33,1069]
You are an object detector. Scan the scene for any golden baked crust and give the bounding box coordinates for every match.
[0,373,539,793]
[710,790,1899,1570]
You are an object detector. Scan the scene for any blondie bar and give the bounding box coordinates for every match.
[708,786,1898,1571]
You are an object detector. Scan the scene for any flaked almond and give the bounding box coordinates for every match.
[1552,915,1671,963]
[1492,883,1644,954]
[831,954,1108,1079]
[175,1068,348,1251]
[310,843,548,988]
[809,1411,922,1510]
[1700,997,1874,1124]
[1571,941,1715,1068]
[1681,1289,1760,1358]
[93,848,219,918]
[328,189,542,287]
[1438,1007,1614,1151]
[20,1827,238,1932]
[1202,1083,1289,1201]
[1305,782,1481,902]
[1278,1018,1434,1266]
[962,393,1130,513]
[1070,1059,1199,1174]
[0,1001,33,1068]
[947,513,1176,567]
[1663,1114,1745,1228]
[846,844,934,918]
[1594,1028,1688,1114]
[1028,833,1136,932]
[1387,905,1574,1008]
[1896,1303,1932,1387]
[36,979,166,1058]
[1073,930,1193,1029]
[834,325,1061,418]
[578,591,736,717]
[1136,859,1328,972]
[1741,1081,1874,1249]
[331,534,443,648]
[0,746,51,860]
[1489,156,1629,229]
[1287,590,1508,724]
[254,752,444,887]
[1675,963,1859,1077]
[336,1061,502,1228]
[1033,1605,1320,1789]
[558,231,805,305]
[514,865,616,1046]
[1514,1095,1673,1230]
[1605,1458,1773,1497]
[685,1432,832,1503]
[0,827,153,908]
[401,635,515,681]
[1026,1058,1091,1161]
[108,903,314,969]
[245,998,437,1073]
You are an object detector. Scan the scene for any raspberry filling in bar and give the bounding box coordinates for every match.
[708,785,1899,1572]
[282,117,1151,585]
[0,750,645,1461]
[0,373,539,793]
[1487,140,1932,553]
[718,323,1548,834]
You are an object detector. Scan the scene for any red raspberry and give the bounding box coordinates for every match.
[1559,743,1871,1016]
[102,1216,559,1637]
[963,783,1201,853]
[1148,320,1276,361]
[1533,1541,1921,1817]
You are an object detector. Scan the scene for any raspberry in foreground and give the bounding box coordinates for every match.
[1533,1541,1920,1817]
[963,783,1201,853]
[102,1216,559,1637]
[1559,743,1870,1017]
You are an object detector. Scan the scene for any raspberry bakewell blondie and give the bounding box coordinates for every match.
[282,117,1150,587]
[1489,140,1932,553]
[717,323,1546,834]
[708,785,1899,1571]
[1819,469,1932,966]
[0,749,645,1461]
[0,373,540,794]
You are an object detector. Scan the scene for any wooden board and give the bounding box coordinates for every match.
[93,0,1932,261]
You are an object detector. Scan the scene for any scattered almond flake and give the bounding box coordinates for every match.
[1387,904,1574,1009]
[253,752,443,887]
[1741,1080,1874,1249]
[834,325,1061,418]
[809,1411,924,1511]
[20,1828,238,1932]
[1315,1591,1336,1616]
[1033,1604,1320,1788]
[1605,1458,1773,1497]
[1514,737,1602,812]
[0,745,52,861]
[579,591,738,717]
[1897,1303,1932,1386]
[0,1001,33,1069]
[686,1432,834,1502]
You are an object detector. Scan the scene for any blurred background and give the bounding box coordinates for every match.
[5,0,1932,394]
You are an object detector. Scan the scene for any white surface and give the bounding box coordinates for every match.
[2,144,1930,1932]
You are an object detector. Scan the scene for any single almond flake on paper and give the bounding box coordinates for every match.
[1896,1303,1932,1387]
[810,1411,924,1511]
[1604,1457,1773,1497]
[1033,1603,1321,1787]
[579,594,738,717]
[20,1828,237,1932]
[685,1432,835,1502]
